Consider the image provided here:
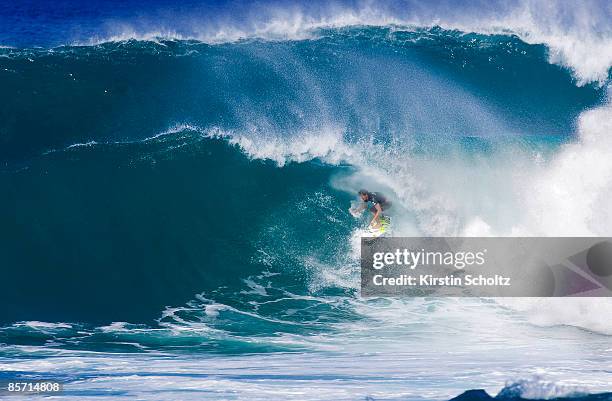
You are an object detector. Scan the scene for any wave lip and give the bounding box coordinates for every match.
[61,1,612,86]
[2,1,611,85]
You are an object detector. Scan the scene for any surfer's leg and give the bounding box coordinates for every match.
[379,202,391,220]
[377,204,391,224]
[369,206,379,220]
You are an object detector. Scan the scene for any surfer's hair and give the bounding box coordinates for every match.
[358,189,369,195]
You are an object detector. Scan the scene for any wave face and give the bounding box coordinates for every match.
[1,27,605,322]
[1,19,612,401]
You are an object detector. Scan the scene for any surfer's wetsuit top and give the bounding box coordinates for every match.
[363,192,391,213]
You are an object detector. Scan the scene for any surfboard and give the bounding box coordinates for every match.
[365,216,391,238]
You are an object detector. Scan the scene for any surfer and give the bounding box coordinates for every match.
[351,189,391,228]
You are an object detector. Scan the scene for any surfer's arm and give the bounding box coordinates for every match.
[351,202,367,215]
[369,203,382,227]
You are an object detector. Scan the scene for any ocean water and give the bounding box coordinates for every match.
[1,1,612,400]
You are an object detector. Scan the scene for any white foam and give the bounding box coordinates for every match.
[501,376,587,399]
[497,298,612,335]
[522,99,612,235]
[20,321,72,329]
[226,126,352,167]
[98,321,132,333]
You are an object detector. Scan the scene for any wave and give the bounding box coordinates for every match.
[2,6,612,398]
[4,124,612,338]
[37,0,612,86]
[2,24,612,345]
[0,26,603,164]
